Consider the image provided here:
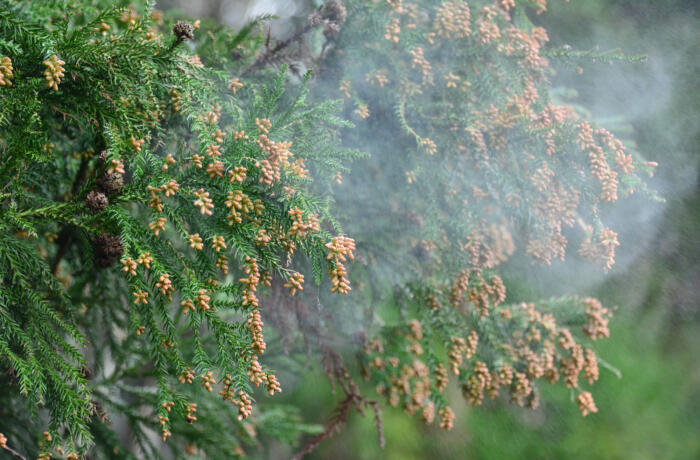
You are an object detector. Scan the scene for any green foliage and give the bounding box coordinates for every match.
[0,0,359,457]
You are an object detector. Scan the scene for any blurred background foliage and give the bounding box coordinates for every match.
[268,1,698,458]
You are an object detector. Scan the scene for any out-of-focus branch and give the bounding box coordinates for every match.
[293,348,384,460]
[1,441,27,460]
[241,23,316,77]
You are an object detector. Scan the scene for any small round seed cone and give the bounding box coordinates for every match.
[322,0,347,23]
[173,21,194,41]
[85,190,109,213]
[91,233,123,267]
[99,172,124,194]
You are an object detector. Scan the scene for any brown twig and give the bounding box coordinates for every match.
[368,400,386,449]
[240,23,317,77]
[51,156,90,274]
[2,444,27,460]
[291,394,353,460]
[293,348,384,459]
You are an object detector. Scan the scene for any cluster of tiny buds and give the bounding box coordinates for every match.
[43,55,65,91]
[288,207,320,238]
[433,0,472,39]
[0,56,13,86]
[220,374,236,401]
[248,355,265,386]
[447,331,478,375]
[583,297,611,340]
[225,189,262,225]
[408,319,422,340]
[149,217,167,236]
[107,159,125,175]
[220,374,254,420]
[158,414,171,442]
[212,235,227,252]
[240,256,261,308]
[385,18,401,43]
[162,153,177,171]
[354,104,370,119]
[178,368,195,384]
[227,78,244,94]
[189,233,203,250]
[234,391,253,420]
[155,273,173,299]
[193,188,214,215]
[147,187,162,211]
[461,361,491,406]
[247,309,266,354]
[364,315,601,425]
[255,117,272,134]
[245,358,281,397]
[196,289,211,311]
[205,144,221,158]
[339,80,351,98]
[200,371,216,392]
[255,229,271,246]
[216,254,229,274]
[163,179,179,197]
[579,227,619,271]
[130,136,145,152]
[256,134,293,184]
[420,137,437,155]
[132,289,148,305]
[476,6,502,45]
[366,70,389,88]
[266,374,281,396]
[283,272,304,296]
[207,278,219,288]
[121,257,137,275]
[207,159,224,178]
[181,298,195,314]
[326,236,355,294]
[186,403,197,423]
[577,390,598,416]
[438,406,455,430]
[578,122,618,202]
[228,166,247,183]
[137,252,153,268]
[207,143,223,159]
[434,363,449,392]
[409,47,433,86]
